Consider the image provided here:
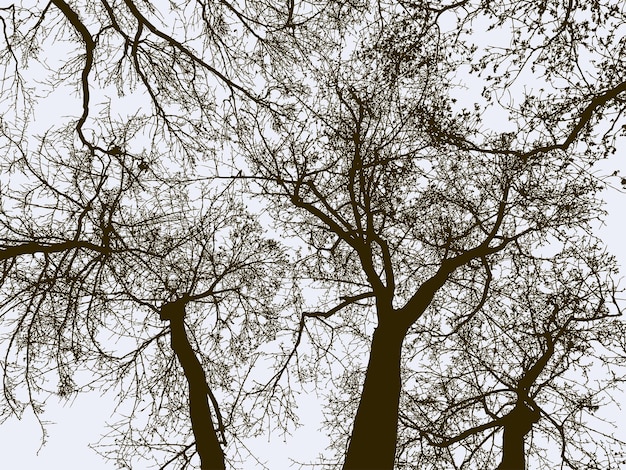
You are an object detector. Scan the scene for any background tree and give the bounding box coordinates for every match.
[0,0,327,467]
[396,238,626,469]
[0,121,291,469]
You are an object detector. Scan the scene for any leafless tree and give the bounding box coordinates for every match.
[2,1,626,469]
[397,239,626,469]
[0,1,325,468]
[238,1,626,468]
[0,122,291,469]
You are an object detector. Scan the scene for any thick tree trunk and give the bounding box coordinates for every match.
[163,300,226,470]
[496,403,538,470]
[498,424,527,470]
[342,319,408,470]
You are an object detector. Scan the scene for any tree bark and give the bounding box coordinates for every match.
[163,300,226,470]
[496,403,539,470]
[342,318,408,470]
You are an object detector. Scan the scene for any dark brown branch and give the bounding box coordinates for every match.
[304,292,375,319]
[265,292,374,390]
[0,240,110,260]
[424,415,507,448]
[158,442,195,470]
[459,80,626,159]
[50,0,95,147]
[450,256,493,333]
[121,0,262,104]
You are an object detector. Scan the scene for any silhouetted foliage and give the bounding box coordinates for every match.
[1,1,626,469]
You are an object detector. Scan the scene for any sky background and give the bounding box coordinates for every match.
[2,4,626,469]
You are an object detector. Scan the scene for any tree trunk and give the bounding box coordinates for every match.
[496,403,538,470]
[342,319,408,470]
[166,303,226,470]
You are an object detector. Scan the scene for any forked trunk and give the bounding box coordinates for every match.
[165,301,226,470]
[342,319,408,470]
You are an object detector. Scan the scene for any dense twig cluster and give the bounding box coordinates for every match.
[1,1,625,469]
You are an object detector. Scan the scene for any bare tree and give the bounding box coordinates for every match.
[397,239,626,469]
[238,1,626,468]
[0,1,319,467]
[2,1,626,469]
[0,121,290,469]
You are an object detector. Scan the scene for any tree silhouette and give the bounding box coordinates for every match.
[1,1,626,469]
[0,124,290,468]
[239,1,626,468]
[397,240,626,469]
[0,1,308,467]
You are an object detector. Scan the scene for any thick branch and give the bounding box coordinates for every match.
[0,240,110,260]
[402,181,512,323]
[266,292,374,389]
[424,415,507,448]
[304,292,375,319]
[121,0,261,103]
[460,80,626,159]
[51,0,94,146]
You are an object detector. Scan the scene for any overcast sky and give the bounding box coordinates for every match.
[2,4,626,469]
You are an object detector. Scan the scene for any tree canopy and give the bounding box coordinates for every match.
[1,1,626,469]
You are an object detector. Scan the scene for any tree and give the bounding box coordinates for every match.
[0,121,290,469]
[239,1,626,468]
[0,1,313,468]
[397,239,626,469]
[2,1,626,469]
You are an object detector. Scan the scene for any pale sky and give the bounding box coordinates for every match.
[2,3,626,469]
